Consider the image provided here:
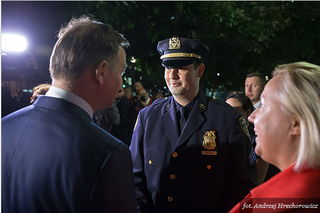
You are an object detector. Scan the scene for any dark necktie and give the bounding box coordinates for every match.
[179,106,189,134]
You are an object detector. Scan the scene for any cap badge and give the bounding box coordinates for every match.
[202,130,216,150]
[169,37,181,49]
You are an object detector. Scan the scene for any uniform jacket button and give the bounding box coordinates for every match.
[168,197,173,202]
[172,152,178,158]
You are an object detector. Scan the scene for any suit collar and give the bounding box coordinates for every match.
[34,96,93,123]
[46,86,94,117]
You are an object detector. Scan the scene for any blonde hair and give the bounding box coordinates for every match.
[273,62,320,171]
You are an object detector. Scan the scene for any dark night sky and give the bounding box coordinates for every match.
[2,1,77,83]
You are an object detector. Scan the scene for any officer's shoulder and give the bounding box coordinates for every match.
[139,96,171,114]
[151,96,171,106]
[206,96,237,111]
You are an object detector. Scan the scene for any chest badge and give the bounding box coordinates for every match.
[203,131,216,150]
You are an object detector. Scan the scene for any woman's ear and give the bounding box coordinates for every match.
[291,116,301,136]
[95,61,109,84]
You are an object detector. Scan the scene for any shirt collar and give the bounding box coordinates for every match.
[46,86,94,117]
[174,92,199,113]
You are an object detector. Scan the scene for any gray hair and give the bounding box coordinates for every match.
[50,15,129,86]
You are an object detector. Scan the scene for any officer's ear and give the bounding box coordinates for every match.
[197,63,205,78]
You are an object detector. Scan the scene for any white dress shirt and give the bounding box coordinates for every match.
[46,86,94,117]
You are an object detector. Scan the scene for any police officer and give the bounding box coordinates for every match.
[129,36,257,213]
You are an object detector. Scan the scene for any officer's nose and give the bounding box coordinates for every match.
[169,69,179,79]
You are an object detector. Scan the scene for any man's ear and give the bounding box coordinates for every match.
[291,116,301,136]
[95,60,109,84]
[197,63,205,78]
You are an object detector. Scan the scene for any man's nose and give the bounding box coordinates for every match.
[169,69,179,78]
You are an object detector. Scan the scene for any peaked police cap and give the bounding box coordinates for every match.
[157,36,209,69]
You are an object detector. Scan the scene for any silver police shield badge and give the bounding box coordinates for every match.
[202,131,216,150]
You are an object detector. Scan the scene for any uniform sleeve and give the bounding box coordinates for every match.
[129,112,154,213]
[91,144,137,213]
[228,113,258,209]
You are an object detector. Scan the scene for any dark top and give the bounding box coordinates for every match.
[130,92,257,213]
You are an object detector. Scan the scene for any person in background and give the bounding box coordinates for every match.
[226,93,253,128]
[111,87,132,145]
[2,15,137,213]
[226,93,269,185]
[135,88,152,110]
[151,87,165,100]
[245,72,266,110]
[93,104,120,133]
[229,62,320,213]
[131,87,153,120]
[1,68,32,117]
[125,86,134,105]
[133,81,143,94]
[30,83,51,104]
[245,72,280,182]
[130,36,257,213]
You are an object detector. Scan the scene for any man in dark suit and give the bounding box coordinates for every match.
[129,36,257,213]
[2,16,137,213]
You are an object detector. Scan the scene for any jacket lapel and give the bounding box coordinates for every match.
[161,97,180,147]
[176,93,208,147]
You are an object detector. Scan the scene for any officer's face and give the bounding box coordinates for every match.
[248,75,298,169]
[165,63,204,102]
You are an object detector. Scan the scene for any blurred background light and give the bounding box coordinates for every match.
[2,34,27,52]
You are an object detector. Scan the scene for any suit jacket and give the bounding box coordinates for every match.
[130,92,257,213]
[229,164,320,213]
[2,96,137,213]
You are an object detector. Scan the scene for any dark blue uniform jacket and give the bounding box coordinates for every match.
[130,92,257,213]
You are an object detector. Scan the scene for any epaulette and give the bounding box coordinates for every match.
[152,96,171,106]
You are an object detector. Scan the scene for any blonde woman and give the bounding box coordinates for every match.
[230,62,320,212]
